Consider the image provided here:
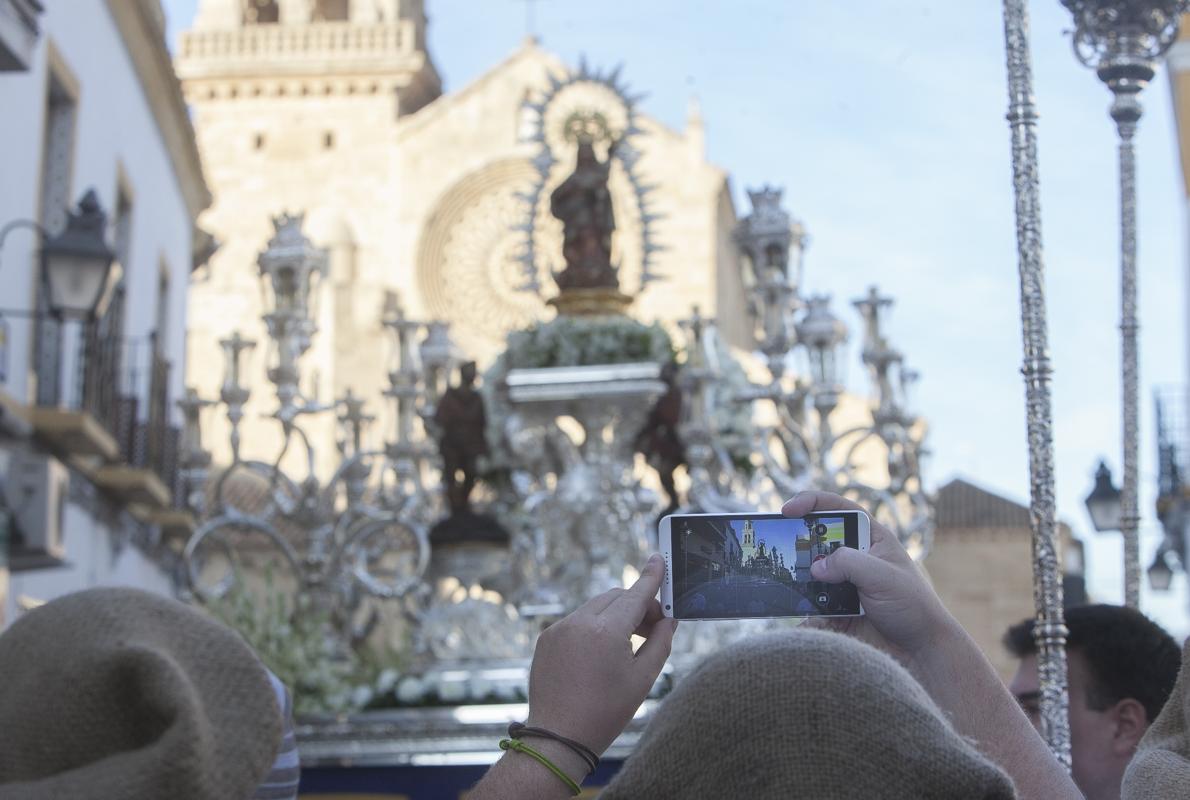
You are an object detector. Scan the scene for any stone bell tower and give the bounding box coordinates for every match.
[180,1,439,113]
[740,518,757,564]
[175,0,441,478]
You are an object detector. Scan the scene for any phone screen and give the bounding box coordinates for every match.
[667,513,862,619]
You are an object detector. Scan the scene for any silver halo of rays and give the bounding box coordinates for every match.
[515,56,665,294]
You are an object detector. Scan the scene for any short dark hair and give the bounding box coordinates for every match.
[1004,604,1181,722]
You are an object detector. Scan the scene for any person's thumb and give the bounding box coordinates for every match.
[810,546,893,589]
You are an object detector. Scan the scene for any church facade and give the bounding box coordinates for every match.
[176,0,751,478]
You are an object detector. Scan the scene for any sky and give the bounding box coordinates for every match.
[163,1,1189,636]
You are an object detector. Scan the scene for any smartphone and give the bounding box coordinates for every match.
[659,510,870,620]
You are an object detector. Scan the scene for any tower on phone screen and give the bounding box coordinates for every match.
[671,514,860,618]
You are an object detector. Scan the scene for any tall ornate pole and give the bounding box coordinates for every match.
[1060,1,1189,609]
[1000,0,1071,768]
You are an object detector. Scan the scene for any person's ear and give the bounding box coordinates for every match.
[1109,697,1149,756]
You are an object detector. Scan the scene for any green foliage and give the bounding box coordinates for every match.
[505,316,674,369]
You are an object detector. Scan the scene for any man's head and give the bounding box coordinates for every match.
[1004,604,1181,800]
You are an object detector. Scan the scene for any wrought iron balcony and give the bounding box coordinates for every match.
[28,291,124,460]
[92,333,178,510]
[29,286,181,511]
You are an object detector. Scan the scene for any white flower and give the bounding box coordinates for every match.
[375,668,400,693]
[438,678,467,703]
[468,676,494,700]
[350,685,374,708]
[396,675,426,704]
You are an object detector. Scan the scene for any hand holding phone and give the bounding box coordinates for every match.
[527,554,677,754]
[660,509,871,620]
[785,491,956,661]
[472,555,678,799]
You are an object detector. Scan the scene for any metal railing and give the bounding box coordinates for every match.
[113,332,178,489]
[79,286,125,438]
[30,285,126,430]
[30,285,181,493]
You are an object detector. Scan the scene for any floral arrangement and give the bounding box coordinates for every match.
[503,315,674,370]
[206,573,405,715]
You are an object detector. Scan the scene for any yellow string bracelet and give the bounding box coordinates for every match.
[499,737,582,796]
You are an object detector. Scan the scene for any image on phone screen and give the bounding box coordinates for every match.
[668,513,861,618]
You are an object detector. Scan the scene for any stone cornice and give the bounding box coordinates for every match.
[175,19,441,114]
[176,20,423,80]
[181,69,420,103]
[104,0,211,223]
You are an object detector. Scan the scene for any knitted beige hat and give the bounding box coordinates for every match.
[1122,635,1190,799]
[0,587,282,800]
[602,629,1016,799]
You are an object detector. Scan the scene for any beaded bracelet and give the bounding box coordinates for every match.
[508,722,600,775]
[499,738,582,796]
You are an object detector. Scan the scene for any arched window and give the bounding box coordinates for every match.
[244,0,279,24]
[313,0,350,21]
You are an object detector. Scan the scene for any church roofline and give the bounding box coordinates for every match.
[396,39,730,182]
[395,39,563,139]
[935,474,1075,536]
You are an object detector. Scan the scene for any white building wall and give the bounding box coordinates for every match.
[0,0,202,625]
[6,499,176,620]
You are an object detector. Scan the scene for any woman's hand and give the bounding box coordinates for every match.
[526,553,678,755]
[471,554,678,800]
[783,490,958,665]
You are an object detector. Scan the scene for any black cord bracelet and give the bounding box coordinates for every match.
[508,722,600,775]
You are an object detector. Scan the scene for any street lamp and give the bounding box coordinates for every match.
[40,191,115,319]
[1059,0,1190,609]
[0,189,115,320]
[0,190,115,411]
[1148,548,1174,591]
[1084,460,1123,533]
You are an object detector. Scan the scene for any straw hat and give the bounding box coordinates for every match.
[602,628,1016,799]
[0,587,282,800]
[1123,636,1190,799]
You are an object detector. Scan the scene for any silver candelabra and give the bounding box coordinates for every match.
[175,193,935,705]
[680,187,933,557]
[180,216,433,654]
